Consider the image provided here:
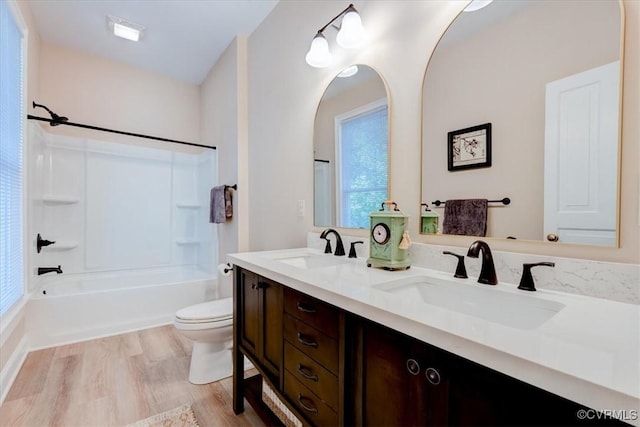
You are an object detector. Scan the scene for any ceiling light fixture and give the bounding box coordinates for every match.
[107,15,145,42]
[305,4,367,68]
[463,0,494,12]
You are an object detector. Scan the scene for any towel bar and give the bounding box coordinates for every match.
[431,197,510,207]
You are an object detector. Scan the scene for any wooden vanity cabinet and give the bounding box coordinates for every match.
[352,318,629,427]
[235,268,282,382]
[233,267,627,427]
[282,287,345,426]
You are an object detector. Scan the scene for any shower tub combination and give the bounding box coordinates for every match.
[27,267,216,349]
[28,124,220,349]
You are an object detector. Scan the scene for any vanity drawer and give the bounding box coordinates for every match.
[284,287,339,339]
[284,342,338,411]
[284,371,338,427]
[284,314,338,374]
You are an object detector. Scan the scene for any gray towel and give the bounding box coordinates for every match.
[442,199,488,236]
[210,186,227,223]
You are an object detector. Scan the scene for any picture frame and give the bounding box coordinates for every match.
[447,123,492,171]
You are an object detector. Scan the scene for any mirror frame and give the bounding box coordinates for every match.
[418,0,625,249]
[312,64,393,231]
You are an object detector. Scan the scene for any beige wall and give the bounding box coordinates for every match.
[200,36,250,299]
[36,42,201,150]
[247,0,639,263]
[422,0,620,241]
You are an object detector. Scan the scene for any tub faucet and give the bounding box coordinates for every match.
[38,265,62,275]
[466,240,497,285]
[320,228,345,256]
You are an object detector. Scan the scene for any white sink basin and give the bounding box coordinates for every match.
[263,249,352,269]
[374,275,565,329]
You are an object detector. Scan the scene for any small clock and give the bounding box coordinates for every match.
[367,201,411,271]
[372,223,390,245]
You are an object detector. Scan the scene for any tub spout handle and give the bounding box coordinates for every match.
[36,234,56,253]
[37,265,62,275]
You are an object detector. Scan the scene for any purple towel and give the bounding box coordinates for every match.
[210,186,226,223]
[442,199,488,236]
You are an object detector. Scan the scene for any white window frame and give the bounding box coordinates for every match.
[0,0,29,331]
[334,97,388,228]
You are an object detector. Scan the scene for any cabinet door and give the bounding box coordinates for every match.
[442,356,504,426]
[238,269,260,356]
[359,321,429,426]
[260,276,283,378]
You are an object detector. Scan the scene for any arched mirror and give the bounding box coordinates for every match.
[314,65,389,229]
[421,0,623,246]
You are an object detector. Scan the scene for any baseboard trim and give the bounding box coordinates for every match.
[0,335,28,405]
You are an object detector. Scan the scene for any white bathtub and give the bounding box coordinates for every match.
[27,267,216,349]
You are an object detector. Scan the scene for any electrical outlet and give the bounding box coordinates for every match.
[297,200,305,218]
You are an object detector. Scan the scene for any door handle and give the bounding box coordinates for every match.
[546,233,559,242]
[251,281,268,290]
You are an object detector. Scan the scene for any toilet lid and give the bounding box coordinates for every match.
[175,298,232,323]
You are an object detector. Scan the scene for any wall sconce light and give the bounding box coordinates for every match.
[305,4,367,68]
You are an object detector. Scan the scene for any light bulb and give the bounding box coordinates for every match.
[336,9,366,49]
[305,33,332,68]
[464,0,493,12]
[338,65,359,78]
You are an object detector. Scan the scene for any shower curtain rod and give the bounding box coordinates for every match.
[27,103,216,150]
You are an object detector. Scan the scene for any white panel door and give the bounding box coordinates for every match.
[544,61,619,246]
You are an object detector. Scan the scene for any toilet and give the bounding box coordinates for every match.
[174,297,233,385]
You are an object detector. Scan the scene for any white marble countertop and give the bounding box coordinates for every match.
[228,248,640,425]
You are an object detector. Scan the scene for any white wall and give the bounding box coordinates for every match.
[246,0,639,264]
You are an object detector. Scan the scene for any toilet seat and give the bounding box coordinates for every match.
[175,297,232,324]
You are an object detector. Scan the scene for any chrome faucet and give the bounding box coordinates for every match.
[320,228,345,256]
[466,240,497,285]
[37,265,62,275]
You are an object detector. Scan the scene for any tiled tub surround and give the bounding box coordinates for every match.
[308,232,640,305]
[229,247,640,425]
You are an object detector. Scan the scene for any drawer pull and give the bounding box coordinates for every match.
[297,332,318,348]
[296,301,317,313]
[297,393,318,415]
[297,363,319,381]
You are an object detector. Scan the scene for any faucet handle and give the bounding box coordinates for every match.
[322,238,332,254]
[349,241,364,258]
[518,262,555,291]
[443,251,468,279]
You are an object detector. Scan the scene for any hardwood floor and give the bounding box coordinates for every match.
[0,325,264,427]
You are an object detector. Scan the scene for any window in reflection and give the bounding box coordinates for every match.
[337,99,388,228]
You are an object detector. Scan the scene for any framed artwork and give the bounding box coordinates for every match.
[447,123,492,171]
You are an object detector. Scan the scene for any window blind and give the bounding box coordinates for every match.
[0,0,24,315]
[339,105,388,228]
